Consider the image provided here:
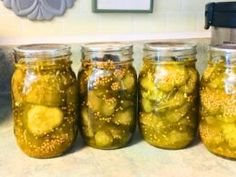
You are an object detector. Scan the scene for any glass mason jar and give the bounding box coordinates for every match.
[78,42,137,149]
[200,44,236,159]
[12,44,78,158]
[139,42,199,149]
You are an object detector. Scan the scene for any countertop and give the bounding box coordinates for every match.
[0,94,235,177]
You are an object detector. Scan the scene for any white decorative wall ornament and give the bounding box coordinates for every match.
[1,0,76,20]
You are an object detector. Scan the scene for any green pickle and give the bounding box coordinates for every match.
[12,44,78,158]
[138,43,199,149]
[78,43,137,149]
[200,46,236,159]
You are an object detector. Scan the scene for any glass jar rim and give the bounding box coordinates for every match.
[81,42,133,52]
[13,44,71,59]
[210,44,236,53]
[143,42,196,53]
[81,42,133,63]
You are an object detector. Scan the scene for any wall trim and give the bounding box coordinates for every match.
[0,31,211,45]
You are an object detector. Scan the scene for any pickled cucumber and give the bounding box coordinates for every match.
[81,107,94,138]
[167,130,192,148]
[180,68,198,94]
[139,59,198,149]
[164,104,188,123]
[200,60,236,158]
[77,69,88,95]
[95,131,113,147]
[78,59,136,149]
[122,71,135,92]
[155,65,188,92]
[101,97,117,116]
[26,105,63,136]
[141,98,153,113]
[26,75,63,106]
[139,112,164,130]
[141,89,167,103]
[11,68,24,104]
[12,58,78,158]
[87,91,102,112]
[140,72,155,91]
[113,108,133,126]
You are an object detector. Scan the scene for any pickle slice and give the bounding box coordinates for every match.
[109,125,126,140]
[25,75,63,106]
[141,89,167,103]
[167,130,192,148]
[180,68,198,94]
[158,91,186,109]
[12,69,25,105]
[122,72,135,92]
[202,65,216,82]
[26,105,63,136]
[95,131,113,147]
[88,90,117,116]
[141,98,153,113]
[139,112,164,130]
[81,107,94,138]
[101,97,117,116]
[164,104,188,123]
[113,108,134,126]
[156,65,188,92]
[140,72,155,91]
[87,91,102,112]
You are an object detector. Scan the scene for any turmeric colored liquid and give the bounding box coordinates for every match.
[78,60,137,149]
[139,59,199,149]
[200,61,236,159]
[12,59,78,158]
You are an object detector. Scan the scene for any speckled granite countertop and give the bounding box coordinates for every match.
[0,93,236,177]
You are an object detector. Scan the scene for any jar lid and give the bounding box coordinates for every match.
[14,44,71,59]
[210,44,236,65]
[210,44,236,53]
[81,42,133,62]
[81,42,132,52]
[205,2,236,29]
[143,42,197,57]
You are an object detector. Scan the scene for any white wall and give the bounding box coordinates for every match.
[0,0,229,44]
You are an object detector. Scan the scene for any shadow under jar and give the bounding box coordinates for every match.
[12,44,78,158]
[199,44,236,159]
[139,42,199,149]
[78,43,137,149]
